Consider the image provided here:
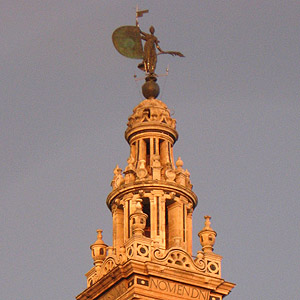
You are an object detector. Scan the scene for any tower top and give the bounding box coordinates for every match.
[76,10,235,300]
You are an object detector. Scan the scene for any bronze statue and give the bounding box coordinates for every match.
[138,25,184,75]
[112,9,184,99]
[112,10,184,76]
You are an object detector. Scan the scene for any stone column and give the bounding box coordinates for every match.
[123,194,132,241]
[130,142,136,163]
[149,194,155,240]
[139,139,147,162]
[186,207,193,255]
[160,140,169,166]
[149,190,164,246]
[159,194,166,249]
[112,204,124,254]
[167,201,183,248]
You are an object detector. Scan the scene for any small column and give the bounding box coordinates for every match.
[130,142,136,163]
[154,138,159,155]
[149,190,165,246]
[160,140,169,166]
[150,195,156,240]
[123,194,132,241]
[139,139,147,162]
[150,137,154,168]
[186,206,193,255]
[167,201,183,248]
[112,203,124,254]
[159,195,166,249]
[170,143,175,168]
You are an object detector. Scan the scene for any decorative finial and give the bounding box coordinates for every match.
[198,216,217,253]
[176,157,184,170]
[90,229,107,264]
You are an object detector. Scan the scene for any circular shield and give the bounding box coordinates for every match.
[112,26,143,59]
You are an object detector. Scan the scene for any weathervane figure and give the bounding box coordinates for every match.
[112,7,184,98]
[137,25,184,75]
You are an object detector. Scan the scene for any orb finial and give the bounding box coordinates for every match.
[142,75,160,99]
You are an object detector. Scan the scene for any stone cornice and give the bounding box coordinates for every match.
[106,180,198,209]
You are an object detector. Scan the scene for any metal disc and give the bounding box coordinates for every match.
[112,26,143,59]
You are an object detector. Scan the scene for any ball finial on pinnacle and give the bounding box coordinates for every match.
[142,75,160,99]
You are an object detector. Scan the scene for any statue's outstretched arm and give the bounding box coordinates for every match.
[158,49,185,57]
[155,40,164,53]
[155,36,184,57]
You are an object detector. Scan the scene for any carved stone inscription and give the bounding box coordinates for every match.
[150,277,210,300]
[96,280,127,300]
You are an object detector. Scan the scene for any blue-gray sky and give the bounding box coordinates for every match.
[1,1,299,299]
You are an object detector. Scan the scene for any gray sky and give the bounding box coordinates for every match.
[1,1,299,299]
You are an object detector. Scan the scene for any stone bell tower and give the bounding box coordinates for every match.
[76,79,235,299]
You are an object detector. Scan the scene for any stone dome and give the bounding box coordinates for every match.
[125,98,177,144]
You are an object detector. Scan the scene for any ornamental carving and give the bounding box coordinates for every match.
[101,257,117,276]
[153,248,206,273]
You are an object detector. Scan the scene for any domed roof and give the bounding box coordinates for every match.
[125,98,177,144]
[127,98,176,129]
